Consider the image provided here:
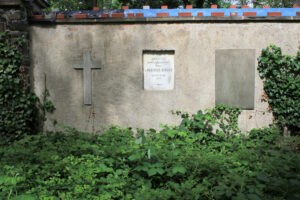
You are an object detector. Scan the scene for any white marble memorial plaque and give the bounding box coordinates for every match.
[143,52,174,90]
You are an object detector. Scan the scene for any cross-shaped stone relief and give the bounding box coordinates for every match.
[74,51,101,105]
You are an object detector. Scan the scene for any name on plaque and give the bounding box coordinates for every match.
[143,51,174,90]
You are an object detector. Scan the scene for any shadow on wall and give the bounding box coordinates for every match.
[31,24,74,131]
[35,24,134,133]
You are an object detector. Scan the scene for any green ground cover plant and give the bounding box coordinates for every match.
[0,106,299,200]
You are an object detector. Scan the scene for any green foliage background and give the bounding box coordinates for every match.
[253,0,294,8]
[46,0,295,10]
[46,0,226,10]
[47,0,88,10]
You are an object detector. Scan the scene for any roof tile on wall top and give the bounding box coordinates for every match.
[56,14,65,19]
[74,13,87,18]
[243,12,256,16]
[268,12,282,16]
[211,12,224,16]
[179,12,192,17]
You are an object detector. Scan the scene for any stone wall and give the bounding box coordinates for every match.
[30,18,300,132]
[1,2,299,133]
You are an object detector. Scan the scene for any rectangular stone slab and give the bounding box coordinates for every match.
[215,49,255,110]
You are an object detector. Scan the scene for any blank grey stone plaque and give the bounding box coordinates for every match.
[215,49,255,110]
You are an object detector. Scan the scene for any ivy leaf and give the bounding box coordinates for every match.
[14,78,20,84]
[156,168,164,175]
[172,166,186,174]
[148,168,157,176]
[128,154,141,161]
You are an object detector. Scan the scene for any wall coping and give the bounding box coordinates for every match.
[30,8,300,24]
[30,16,300,24]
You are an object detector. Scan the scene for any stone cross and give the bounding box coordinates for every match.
[74,51,101,105]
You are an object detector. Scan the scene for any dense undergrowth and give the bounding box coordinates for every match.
[0,106,299,200]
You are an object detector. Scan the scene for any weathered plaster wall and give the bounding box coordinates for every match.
[30,22,300,132]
